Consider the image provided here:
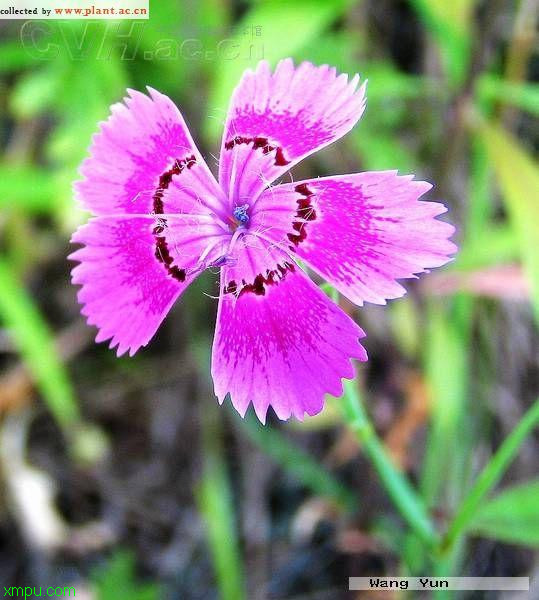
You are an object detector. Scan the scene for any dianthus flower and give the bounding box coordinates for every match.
[70,59,455,422]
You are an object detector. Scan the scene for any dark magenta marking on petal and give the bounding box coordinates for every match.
[224,136,290,167]
[287,183,317,248]
[169,265,187,281]
[224,262,295,298]
[150,155,197,282]
[224,280,238,295]
[154,236,172,265]
[274,147,289,167]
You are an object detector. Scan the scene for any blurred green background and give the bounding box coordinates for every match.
[0,1,538,598]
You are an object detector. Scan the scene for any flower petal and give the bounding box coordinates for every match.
[219,59,366,209]
[211,237,367,423]
[253,172,457,305]
[70,215,225,356]
[76,87,227,221]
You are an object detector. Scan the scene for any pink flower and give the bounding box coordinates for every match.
[70,59,456,423]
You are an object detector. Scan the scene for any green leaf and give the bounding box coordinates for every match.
[410,0,474,87]
[91,551,161,600]
[362,63,435,103]
[466,133,492,239]
[469,480,539,547]
[420,298,472,510]
[0,164,60,213]
[351,127,417,172]
[0,257,80,428]
[9,64,65,119]
[134,0,187,92]
[477,75,539,116]
[0,40,39,73]
[204,0,351,140]
[197,459,245,600]
[197,408,245,600]
[388,297,420,358]
[295,31,364,73]
[239,411,357,511]
[454,226,519,271]
[478,120,539,323]
[348,64,435,172]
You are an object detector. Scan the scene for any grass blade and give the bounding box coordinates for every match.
[410,0,473,87]
[0,257,80,428]
[239,411,358,512]
[477,75,539,116]
[477,119,539,323]
[442,399,539,551]
[197,455,246,600]
[197,399,245,600]
[420,299,472,510]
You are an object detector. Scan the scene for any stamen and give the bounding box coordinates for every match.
[233,204,250,225]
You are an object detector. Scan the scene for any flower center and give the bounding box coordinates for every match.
[232,204,250,228]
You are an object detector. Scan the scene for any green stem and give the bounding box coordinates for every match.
[442,399,539,552]
[341,378,439,547]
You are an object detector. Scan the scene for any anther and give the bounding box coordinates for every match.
[233,204,250,226]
